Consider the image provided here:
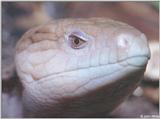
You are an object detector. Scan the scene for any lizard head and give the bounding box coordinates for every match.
[15,18,150,116]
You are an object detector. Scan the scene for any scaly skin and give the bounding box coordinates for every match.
[15,18,150,117]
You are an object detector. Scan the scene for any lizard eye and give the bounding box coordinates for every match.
[69,34,87,49]
[66,30,93,49]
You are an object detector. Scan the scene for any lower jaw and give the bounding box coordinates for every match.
[28,63,146,98]
[23,65,145,118]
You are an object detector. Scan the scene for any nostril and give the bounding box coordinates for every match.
[116,34,133,61]
[118,37,129,48]
[117,34,132,48]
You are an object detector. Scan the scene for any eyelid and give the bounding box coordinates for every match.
[65,29,93,42]
[71,31,90,41]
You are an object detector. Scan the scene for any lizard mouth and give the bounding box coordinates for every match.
[118,55,150,67]
[36,55,149,82]
[126,56,149,67]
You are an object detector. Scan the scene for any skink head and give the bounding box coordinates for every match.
[15,18,150,95]
[15,18,151,117]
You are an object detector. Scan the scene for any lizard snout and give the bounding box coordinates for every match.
[117,33,150,67]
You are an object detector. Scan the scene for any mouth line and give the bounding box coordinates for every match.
[118,55,150,62]
[36,55,149,81]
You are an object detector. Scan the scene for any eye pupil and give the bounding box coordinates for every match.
[74,38,80,45]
